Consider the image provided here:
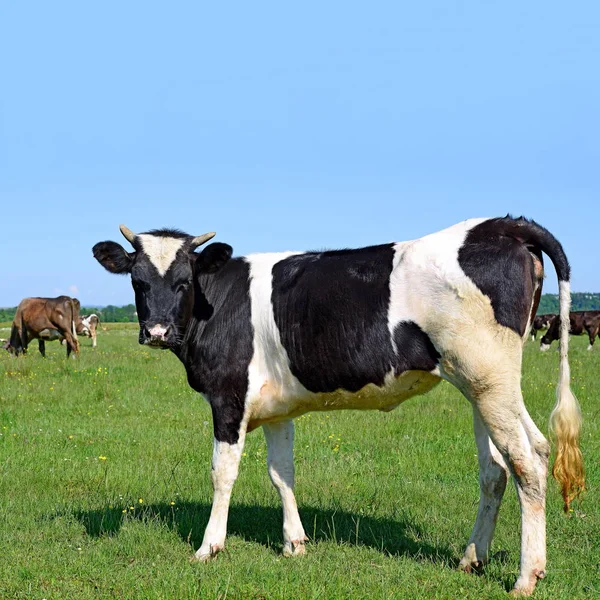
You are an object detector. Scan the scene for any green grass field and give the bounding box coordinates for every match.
[0,324,598,599]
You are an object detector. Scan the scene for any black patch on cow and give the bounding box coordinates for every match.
[458,218,538,336]
[393,322,440,373]
[179,257,253,445]
[272,244,438,394]
[458,216,573,336]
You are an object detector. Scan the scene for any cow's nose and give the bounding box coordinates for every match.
[145,324,171,341]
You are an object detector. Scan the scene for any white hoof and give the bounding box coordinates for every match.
[510,569,545,597]
[458,548,485,573]
[190,543,223,562]
[283,537,308,557]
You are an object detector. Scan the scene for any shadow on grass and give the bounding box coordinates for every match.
[67,501,457,566]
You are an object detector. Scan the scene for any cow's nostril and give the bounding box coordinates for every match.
[147,324,169,340]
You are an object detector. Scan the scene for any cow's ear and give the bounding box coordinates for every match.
[92,241,134,274]
[195,243,233,274]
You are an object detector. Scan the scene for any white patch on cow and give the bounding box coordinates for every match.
[388,218,489,335]
[138,234,185,276]
[540,343,550,352]
[587,344,593,351]
[245,251,306,413]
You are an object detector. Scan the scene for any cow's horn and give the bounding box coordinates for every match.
[119,224,136,244]
[190,232,216,249]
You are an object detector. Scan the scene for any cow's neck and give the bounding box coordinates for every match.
[174,258,251,392]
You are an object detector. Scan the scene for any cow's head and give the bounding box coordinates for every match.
[92,225,232,350]
[76,316,90,337]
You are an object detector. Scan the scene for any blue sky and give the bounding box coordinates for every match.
[1,1,598,306]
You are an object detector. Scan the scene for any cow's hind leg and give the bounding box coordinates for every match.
[38,340,46,358]
[263,420,308,556]
[472,383,550,597]
[459,407,510,572]
[193,409,247,562]
[585,325,596,351]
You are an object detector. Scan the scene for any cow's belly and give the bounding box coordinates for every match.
[247,370,441,431]
[38,329,62,341]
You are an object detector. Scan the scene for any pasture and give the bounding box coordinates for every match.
[0,324,598,599]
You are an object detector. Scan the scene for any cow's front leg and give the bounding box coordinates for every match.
[193,412,247,562]
[263,420,308,556]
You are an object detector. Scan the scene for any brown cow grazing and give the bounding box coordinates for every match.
[7,296,80,357]
[79,314,100,348]
[530,313,556,341]
[540,310,600,351]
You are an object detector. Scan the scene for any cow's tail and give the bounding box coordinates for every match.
[549,278,584,510]
[499,216,584,511]
[68,298,80,353]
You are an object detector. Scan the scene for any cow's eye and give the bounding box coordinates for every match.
[133,280,150,292]
[176,282,190,294]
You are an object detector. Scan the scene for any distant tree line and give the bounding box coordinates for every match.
[1,294,600,324]
[0,304,138,323]
[81,304,138,322]
[536,293,600,315]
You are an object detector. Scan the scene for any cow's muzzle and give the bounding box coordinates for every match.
[142,323,173,348]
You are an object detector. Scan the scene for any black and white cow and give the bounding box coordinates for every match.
[541,310,600,352]
[93,216,583,597]
[530,313,556,342]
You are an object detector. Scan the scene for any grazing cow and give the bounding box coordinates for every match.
[7,296,80,357]
[79,314,100,348]
[530,313,556,341]
[541,310,600,351]
[93,216,583,597]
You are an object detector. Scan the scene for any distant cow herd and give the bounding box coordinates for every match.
[1,295,100,357]
[531,310,600,351]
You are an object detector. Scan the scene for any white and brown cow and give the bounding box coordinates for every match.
[78,314,100,347]
[93,216,583,596]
